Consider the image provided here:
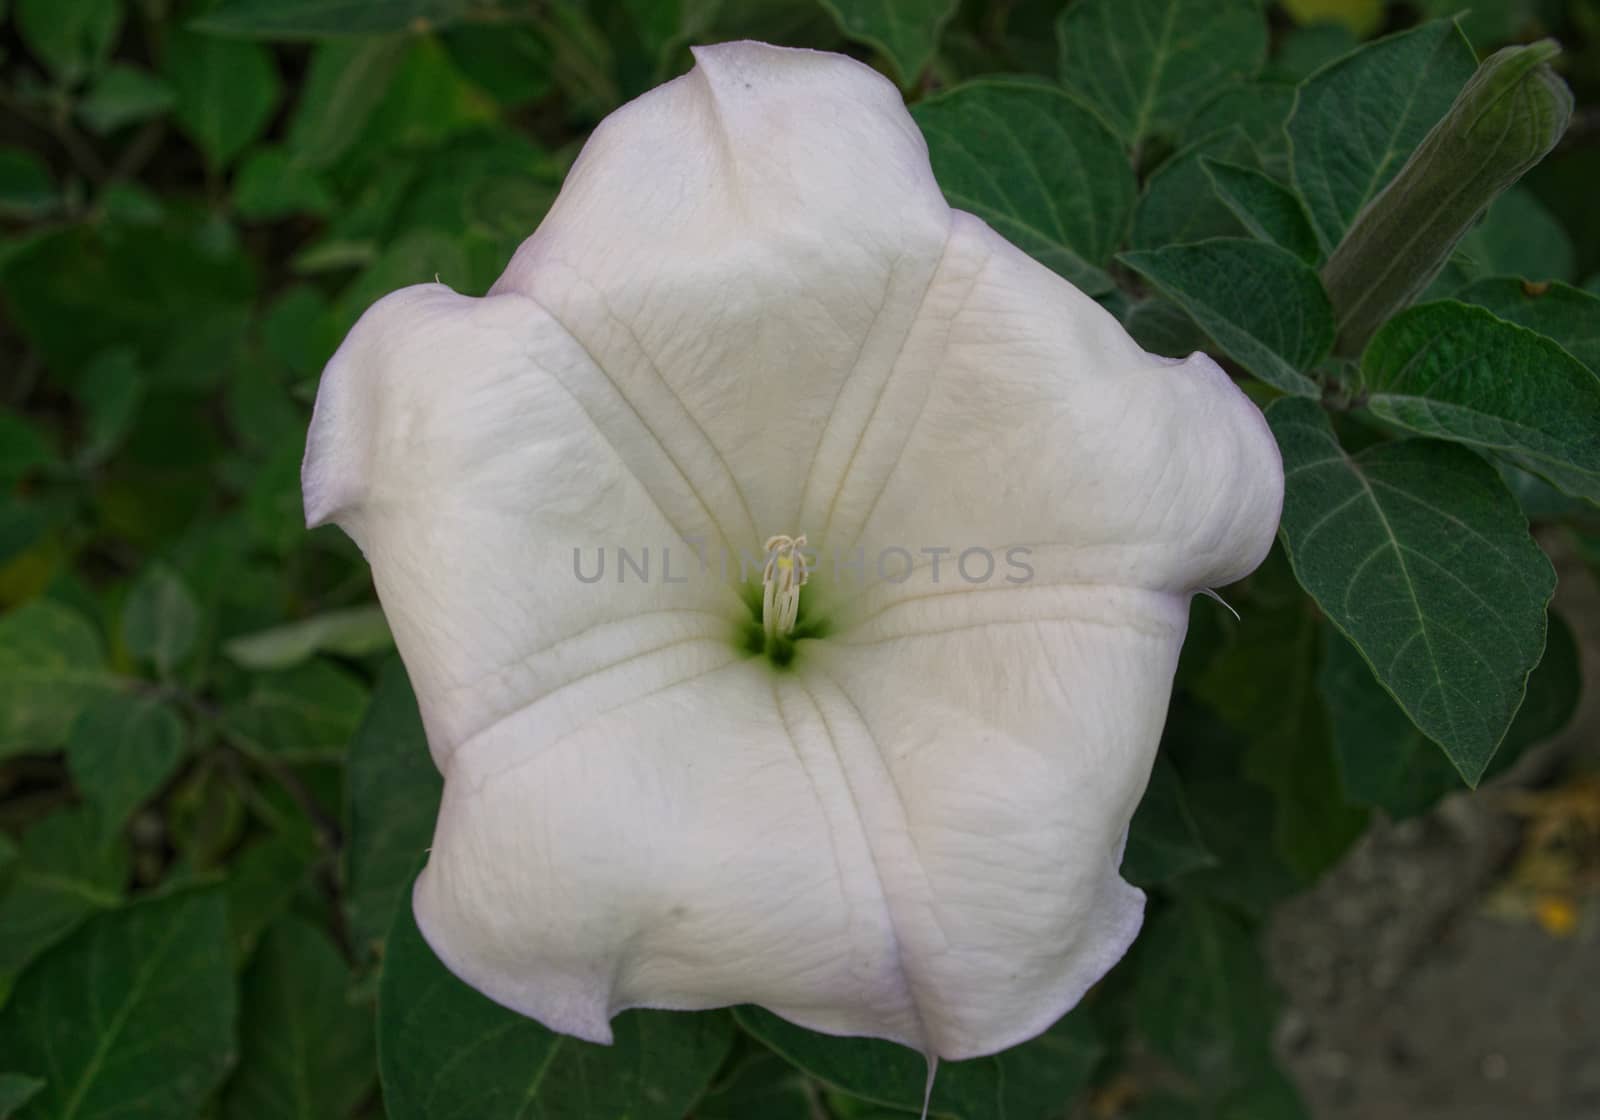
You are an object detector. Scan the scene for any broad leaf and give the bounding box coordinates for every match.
[1122,754,1216,887]
[221,659,367,762]
[234,148,335,220]
[1173,777,1301,918]
[225,835,316,961]
[79,66,175,134]
[224,605,392,670]
[0,1075,45,1118]
[1133,899,1279,1089]
[378,896,734,1120]
[344,659,441,957]
[66,692,187,826]
[222,917,375,1120]
[1185,84,1296,177]
[1191,557,1366,878]
[1456,277,1600,372]
[15,0,121,85]
[1267,398,1555,783]
[1454,187,1576,285]
[121,562,201,675]
[1361,301,1600,502]
[1322,612,1581,817]
[0,889,235,1120]
[1120,239,1328,397]
[0,599,117,758]
[914,81,1134,294]
[1129,129,1254,250]
[736,1004,1103,1120]
[1055,0,1266,144]
[287,38,408,169]
[1288,21,1476,253]
[195,0,476,38]
[0,809,125,1003]
[696,1053,814,1120]
[163,30,283,167]
[819,0,958,84]
[1200,159,1319,263]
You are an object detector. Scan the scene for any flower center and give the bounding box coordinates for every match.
[761,534,809,639]
[736,533,829,670]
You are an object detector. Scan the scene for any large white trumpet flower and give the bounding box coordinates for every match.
[303,41,1283,1062]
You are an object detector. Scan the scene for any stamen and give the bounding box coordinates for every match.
[761,534,810,640]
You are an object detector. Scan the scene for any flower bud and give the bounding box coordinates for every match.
[1322,39,1573,356]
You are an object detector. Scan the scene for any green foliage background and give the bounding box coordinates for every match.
[1,0,1597,1117]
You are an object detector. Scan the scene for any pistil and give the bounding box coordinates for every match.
[761,534,809,640]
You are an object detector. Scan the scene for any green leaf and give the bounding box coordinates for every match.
[1168,769,1302,919]
[0,149,58,221]
[0,888,236,1120]
[1124,297,1206,360]
[0,414,56,480]
[164,30,283,168]
[1288,20,1476,253]
[346,36,495,155]
[1185,84,1296,177]
[15,0,121,84]
[1456,278,1600,372]
[0,599,117,757]
[378,894,734,1120]
[1055,0,1266,145]
[441,23,552,107]
[287,37,409,169]
[233,148,335,220]
[225,834,316,961]
[195,0,475,39]
[1119,239,1328,397]
[1122,754,1216,887]
[1265,22,1357,83]
[912,81,1134,295]
[224,605,392,670]
[1129,129,1254,250]
[735,1005,1103,1119]
[819,0,958,84]
[696,1053,815,1120]
[66,692,187,826]
[1244,690,1368,879]
[0,808,125,1004]
[1361,301,1600,502]
[78,65,175,134]
[1455,186,1576,285]
[1266,397,1555,783]
[345,659,441,957]
[221,659,368,762]
[74,349,146,467]
[0,1075,45,1118]
[1133,899,1279,1090]
[1200,159,1319,264]
[222,917,375,1120]
[1323,611,1581,817]
[1190,556,1367,877]
[122,562,201,675]
[2,221,256,380]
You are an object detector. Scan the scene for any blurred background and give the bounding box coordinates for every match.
[1,1,1598,1118]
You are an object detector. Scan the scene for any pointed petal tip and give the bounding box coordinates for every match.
[412,866,620,1047]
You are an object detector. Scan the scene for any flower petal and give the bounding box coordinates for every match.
[489,41,953,552]
[303,284,741,766]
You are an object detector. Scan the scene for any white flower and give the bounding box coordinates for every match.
[303,41,1283,1062]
